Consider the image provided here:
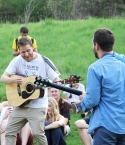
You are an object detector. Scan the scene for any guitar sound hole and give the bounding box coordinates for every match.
[26,84,34,93]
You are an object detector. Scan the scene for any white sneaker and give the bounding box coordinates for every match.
[65,125,70,136]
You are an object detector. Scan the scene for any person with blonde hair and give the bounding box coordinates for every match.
[44,97,66,145]
[49,87,70,136]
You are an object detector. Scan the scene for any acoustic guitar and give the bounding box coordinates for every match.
[6,75,82,107]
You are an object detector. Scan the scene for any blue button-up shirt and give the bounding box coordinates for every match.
[81,53,125,134]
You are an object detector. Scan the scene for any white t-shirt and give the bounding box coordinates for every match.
[63,83,85,103]
[5,54,60,108]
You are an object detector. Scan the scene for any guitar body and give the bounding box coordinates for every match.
[6,75,42,107]
[6,75,81,107]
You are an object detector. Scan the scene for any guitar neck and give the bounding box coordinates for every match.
[49,82,82,95]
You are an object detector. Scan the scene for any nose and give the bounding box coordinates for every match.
[24,51,29,57]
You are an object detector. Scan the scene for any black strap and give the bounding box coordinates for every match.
[31,38,34,44]
[41,55,60,74]
[15,38,18,50]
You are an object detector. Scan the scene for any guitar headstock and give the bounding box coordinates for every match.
[61,75,81,84]
[34,76,52,88]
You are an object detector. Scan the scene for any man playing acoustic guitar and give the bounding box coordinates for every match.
[0,37,60,145]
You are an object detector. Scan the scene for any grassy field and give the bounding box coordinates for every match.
[0,17,125,144]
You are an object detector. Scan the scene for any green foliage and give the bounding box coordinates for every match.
[1,0,125,21]
[0,18,125,144]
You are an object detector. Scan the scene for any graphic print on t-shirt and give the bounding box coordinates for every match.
[23,64,39,77]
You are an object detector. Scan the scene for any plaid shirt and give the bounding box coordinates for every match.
[59,98,70,126]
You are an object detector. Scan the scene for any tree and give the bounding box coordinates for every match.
[24,0,40,24]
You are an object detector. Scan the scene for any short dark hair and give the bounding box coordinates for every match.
[20,26,29,34]
[93,28,115,52]
[18,37,32,48]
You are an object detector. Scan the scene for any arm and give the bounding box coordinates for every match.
[0,125,4,134]
[12,50,20,56]
[2,108,13,120]
[1,101,8,108]
[74,119,88,129]
[79,90,86,101]
[81,67,101,112]
[0,72,23,84]
[75,90,86,105]
[45,115,65,130]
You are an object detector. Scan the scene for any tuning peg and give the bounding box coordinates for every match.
[44,85,47,88]
[35,82,39,85]
[40,83,43,86]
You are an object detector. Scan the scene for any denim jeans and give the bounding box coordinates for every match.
[45,121,66,145]
[76,103,81,112]
[93,126,125,145]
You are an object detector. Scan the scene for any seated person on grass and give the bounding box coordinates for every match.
[44,97,66,145]
[49,87,70,136]
[0,105,34,145]
[74,115,93,145]
[63,74,86,116]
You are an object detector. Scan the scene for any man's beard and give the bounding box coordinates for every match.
[93,48,99,59]
[94,51,99,59]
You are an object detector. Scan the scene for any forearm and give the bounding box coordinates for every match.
[79,91,86,100]
[12,51,20,56]
[0,125,5,134]
[45,121,64,130]
[64,118,69,125]
[0,74,14,84]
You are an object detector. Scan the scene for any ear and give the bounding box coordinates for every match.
[95,43,100,51]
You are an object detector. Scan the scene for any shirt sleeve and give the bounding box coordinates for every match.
[81,66,101,112]
[62,103,70,119]
[12,39,17,50]
[33,39,37,49]
[5,57,18,75]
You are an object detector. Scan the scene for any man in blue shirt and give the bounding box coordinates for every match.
[81,28,125,145]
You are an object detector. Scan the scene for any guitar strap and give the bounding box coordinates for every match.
[38,56,60,98]
[41,55,60,74]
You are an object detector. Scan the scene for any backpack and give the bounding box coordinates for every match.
[15,37,34,49]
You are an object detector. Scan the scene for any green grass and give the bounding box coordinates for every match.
[0,17,125,144]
